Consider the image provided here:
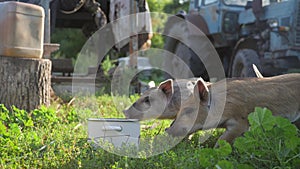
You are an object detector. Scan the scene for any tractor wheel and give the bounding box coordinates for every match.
[232,49,261,77]
[163,15,210,80]
[174,42,208,79]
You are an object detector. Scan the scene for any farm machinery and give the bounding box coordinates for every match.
[164,0,300,78]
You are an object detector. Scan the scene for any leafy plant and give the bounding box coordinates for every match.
[51,28,87,59]
[199,140,234,168]
[234,107,300,168]
[101,56,116,76]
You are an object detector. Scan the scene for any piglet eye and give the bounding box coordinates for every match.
[144,96,150,105]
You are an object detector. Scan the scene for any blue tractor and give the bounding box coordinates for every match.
[164,0,300,78]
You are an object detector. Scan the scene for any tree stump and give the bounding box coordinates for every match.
[0,56,51,111]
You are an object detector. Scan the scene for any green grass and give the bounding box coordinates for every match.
[1,96,299,168]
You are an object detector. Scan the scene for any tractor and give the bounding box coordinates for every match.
[164,0,300,79]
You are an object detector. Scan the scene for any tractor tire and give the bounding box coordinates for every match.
[232,49,261,77]
[174,42,208,78]
[163,15,210,80]
[163,40,208,80]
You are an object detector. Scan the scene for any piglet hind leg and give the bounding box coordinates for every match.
[292,117,300,129]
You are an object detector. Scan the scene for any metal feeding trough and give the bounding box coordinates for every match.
[87,118,140,148]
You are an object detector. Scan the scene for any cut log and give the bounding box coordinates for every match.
[0,56,51,111]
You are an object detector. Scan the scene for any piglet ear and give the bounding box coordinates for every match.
[158,79,174,100]
[194,78,209,102]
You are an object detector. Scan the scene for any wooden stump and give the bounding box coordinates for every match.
[0,56,51,111]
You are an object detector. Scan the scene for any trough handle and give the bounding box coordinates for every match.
[102,126,123,132]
